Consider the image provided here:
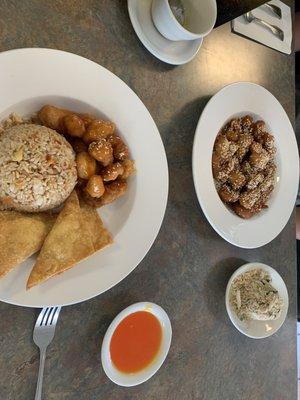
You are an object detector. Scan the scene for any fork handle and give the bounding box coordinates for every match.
[35,349,46,400]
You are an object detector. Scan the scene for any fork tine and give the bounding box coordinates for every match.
[50,307,61,325]
[36,307,48,326]
[43,307,55,326]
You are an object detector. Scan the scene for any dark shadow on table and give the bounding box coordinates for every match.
[166,95,221,238]
[203,257,246,323]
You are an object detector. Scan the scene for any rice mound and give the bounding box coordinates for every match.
[0,124,77,212]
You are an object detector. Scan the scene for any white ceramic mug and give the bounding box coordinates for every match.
[151,0,217,41]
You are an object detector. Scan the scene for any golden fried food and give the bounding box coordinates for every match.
[38,105,69,132]
[120,160,136,179]
[212,153,223,180]
[236,133,253,160]
[63,114,85,138]
[231,203,256,219]
[0,211,56,278]
[246,172,264,190]
[253,120,266,133]
[78,113,95,128]
[213,156,238,183]
[239,188,260,210]
[79,200,112,252]
[214,135,230,156]
[102,162,124,182]
[80,190,104,208]
[26,191,95,289]
[85,175,105,198]
[262,132,275,153]
[107,135,129,161]
[250,141,263,154]
[226,130,239,142]
[76,151,97,179]
[100,179,128,206]
[218,184,240,203]
[88,139,113,166]
[249,148,270,170]
[228,170,246,191]
[81,179,127,207]
[212,115,276,219]
[83,120,115,143]
[241,115,253,129]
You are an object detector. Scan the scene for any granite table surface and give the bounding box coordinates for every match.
[0,1,296,399]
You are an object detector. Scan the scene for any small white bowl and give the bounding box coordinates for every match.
[225,263,288,339]
[101,302,172,386]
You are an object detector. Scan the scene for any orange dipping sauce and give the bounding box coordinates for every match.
[110,311,162,373]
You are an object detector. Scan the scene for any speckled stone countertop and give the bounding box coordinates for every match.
[0,1,296,399]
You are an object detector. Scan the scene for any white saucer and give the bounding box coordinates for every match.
[127,0,203,65]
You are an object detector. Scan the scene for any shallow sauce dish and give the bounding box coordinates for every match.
[101,302,172,386]
[192,82,299,248]
[0,48,168,307]
[225,263,288,339]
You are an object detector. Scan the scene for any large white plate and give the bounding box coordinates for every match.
[192,82,299,248]
[0,48,168,307]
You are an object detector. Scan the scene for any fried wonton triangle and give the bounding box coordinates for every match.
[0,211,56,278]
[26,191,94,289]
[79,200,112,252]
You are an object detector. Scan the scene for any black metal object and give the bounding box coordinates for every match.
[216,0,268,26]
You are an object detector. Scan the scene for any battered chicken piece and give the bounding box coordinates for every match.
[101,162,124,182]
[241,115,253,129]
[239,187,261,210]
[249,148,270,170]
[228,170,246,190]
[83,120,115,143]
[38,105,69,132]
[228,118,242,132]
[218,184,240,203]
[262,132,276,155]
[225,130,239,142]
[246,172,264,190]
[88,139,114,166]
[120,160,136,179]
[213,156,238,183]
[214,135,230,157]
[99,179,128,206]
[252,120,266,142]
[81,179,127,208]
[250,141,263,154]
[107,135,129,161]
[264,162,277,178]
[236,133,253,161]
[231,203,256,219]
[63,114,85,138]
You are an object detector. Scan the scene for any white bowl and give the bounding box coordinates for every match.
[101,302,172,386]
[225,262,289,339]
[151,0,217,41]
[192,82,299,249]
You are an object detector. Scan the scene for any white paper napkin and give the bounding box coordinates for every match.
[232,0,292,54]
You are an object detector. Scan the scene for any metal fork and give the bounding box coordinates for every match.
[33,307,61,400]
[244,11,284,41]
